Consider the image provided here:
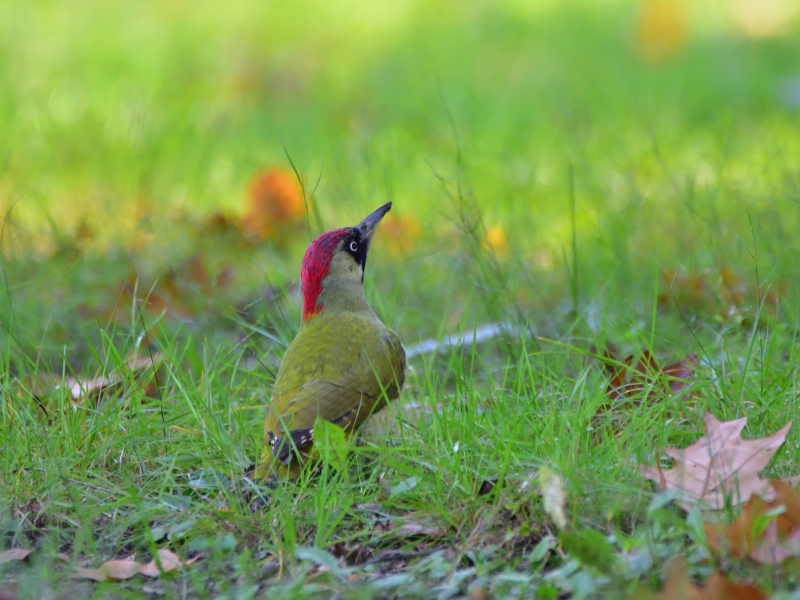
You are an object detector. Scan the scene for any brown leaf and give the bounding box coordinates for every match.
[662,354,700,394]
[595,351,698,439]
[770,479,800,533]
[140,549,184,577]
[703,479,800,564]
[72,556,141,581]
[749,521,800,565]
[384,515,446,538]
[70,549,194,582]
[704,495,774,558]
[639,413,793,510]
[58,351,164,404]
[71,567,108,582]
[604,350,696,402]
[0,549,31,564]
[656,557,766,600]
[100,558,141,580]
[328,542,371,566]
[62,375,115,403]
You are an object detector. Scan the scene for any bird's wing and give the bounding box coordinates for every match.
[268,336,405,465]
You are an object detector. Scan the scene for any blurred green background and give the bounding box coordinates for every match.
[1,0,799,357]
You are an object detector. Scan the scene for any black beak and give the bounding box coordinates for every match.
[355,202,392,241]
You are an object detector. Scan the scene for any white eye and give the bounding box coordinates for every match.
[349,241,358,252]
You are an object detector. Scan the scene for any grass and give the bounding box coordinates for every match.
[2,0,800,597]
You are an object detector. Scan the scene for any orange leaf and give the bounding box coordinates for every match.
[702,479,800,564]
[242,167,306,241]
[704,494,774,558]
[381,214,421,255]
[656,557,766,600]
[749,520,800,565]
[636,0,688,63]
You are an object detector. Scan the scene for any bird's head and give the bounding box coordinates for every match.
[300,202,392,321]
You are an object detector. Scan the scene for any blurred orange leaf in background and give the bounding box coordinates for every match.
[636,0,688,63]
[482,224,508,255]
[381,214,421,255]
[654,557,766,600]
[659,266,785,322]
[242,167,307,241]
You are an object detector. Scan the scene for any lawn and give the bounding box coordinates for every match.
[2,0,800,597]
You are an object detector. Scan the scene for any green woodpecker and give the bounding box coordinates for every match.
[257,202,406,479]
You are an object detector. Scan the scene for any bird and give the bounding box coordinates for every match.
[256,202,406,479]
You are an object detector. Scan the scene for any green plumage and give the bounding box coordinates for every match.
[256,202,406,479]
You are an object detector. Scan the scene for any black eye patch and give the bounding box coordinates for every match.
[343,231,368,273]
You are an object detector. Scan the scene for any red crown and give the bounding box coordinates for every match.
[300,228,350,320]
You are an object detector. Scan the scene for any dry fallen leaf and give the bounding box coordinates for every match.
[0,549,31,564]
[72,556,141,582]
[655,557,766,600]
[603,350,698,402]
[704,494,774,559]
[593,350,698,443]
[140,549,187,577]
[71,549,196,582]
[58,350,163,405]
[378,514,446,539]
[704,479,800,559]
[639,412,793,510]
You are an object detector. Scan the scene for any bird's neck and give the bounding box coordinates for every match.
[302,276,374,322]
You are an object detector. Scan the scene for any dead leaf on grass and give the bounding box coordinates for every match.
[0,549,31,564]
[705,480,800,564]
[749,520,800,565]
[704,479,800,562]
[602,350,698,404]
[378,514,446,539]
[328,542,371,566]
[659,267,785,324]
[640,412,793,510]
[140,549,196,576]
[57,351,163,404]
[655,557,766,600]
[72,556,140,582]
[72,550,196,582]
